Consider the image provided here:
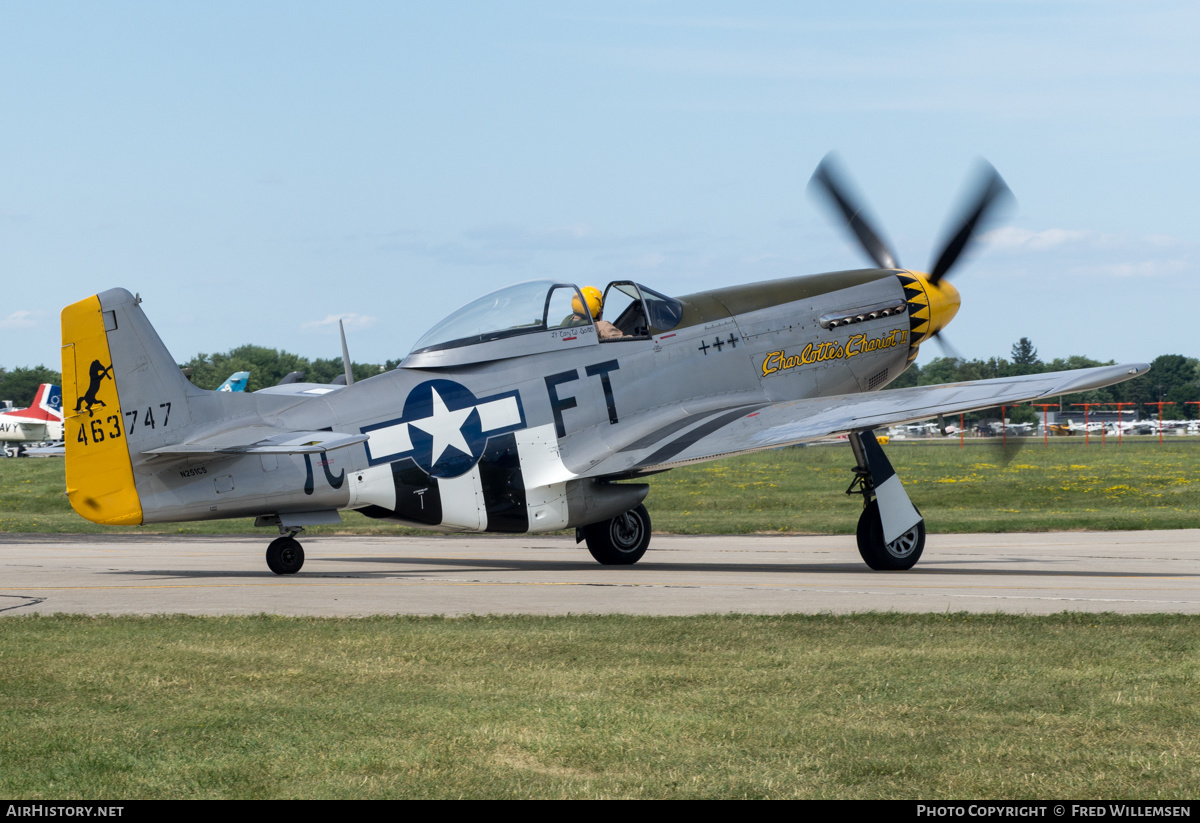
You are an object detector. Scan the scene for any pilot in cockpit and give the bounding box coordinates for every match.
[569,286,625,340]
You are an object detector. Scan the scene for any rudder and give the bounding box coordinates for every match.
[62,293,141,524]
[61,288,199,525]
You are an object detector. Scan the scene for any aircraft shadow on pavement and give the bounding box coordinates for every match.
[91,553,1200,581]
[317,554,1200,580]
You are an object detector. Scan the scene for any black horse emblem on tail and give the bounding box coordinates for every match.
[75,360,113,417]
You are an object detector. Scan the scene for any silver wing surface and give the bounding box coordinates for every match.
[582,363,1150,477]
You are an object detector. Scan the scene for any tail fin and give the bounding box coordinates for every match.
[14,384,63,421]
[216,371,251,392]
[61,288,198,524]
[35,384,65,441]
[38,384,63,419]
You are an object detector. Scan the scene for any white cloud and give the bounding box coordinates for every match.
[984,227,1193,257]
[1143,234,1184,249]
[1083,259,1189,278]
[630,252,667,269]
[983,227,1097,251]
[982,225,1194,280]
[0,310,40,329]
[302,313,376,332]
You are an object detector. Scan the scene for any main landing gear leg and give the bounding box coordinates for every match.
[266,527,305,575]
[846,431,925,571]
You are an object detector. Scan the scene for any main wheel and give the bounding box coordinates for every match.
[266,535,305,575]
[583,504,652,565]
[855,499,925,571]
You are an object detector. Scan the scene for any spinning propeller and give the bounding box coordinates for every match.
[809,154,1024,462]
[808,153,1013,353]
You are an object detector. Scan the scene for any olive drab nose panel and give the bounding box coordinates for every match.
[61,295,143,525]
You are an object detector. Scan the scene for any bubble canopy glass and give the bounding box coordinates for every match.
[411,280,588,354]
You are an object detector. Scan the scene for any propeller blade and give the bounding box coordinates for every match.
[929,330,962,362]
[969,408,1029,467]
[928,160,1013,284]
[808,154,900,270]
[991,429,1028,468]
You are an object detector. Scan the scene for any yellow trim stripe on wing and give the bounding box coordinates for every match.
[61,295,143,525]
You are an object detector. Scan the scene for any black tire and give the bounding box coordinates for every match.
[583,504,652,565]
[266,535,305,575]
[855,499,925,571]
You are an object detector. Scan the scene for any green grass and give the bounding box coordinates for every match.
[0,459,429,535]
[2,439,1198,534]
[5,448,1198,799]
[1,613,1198,799]
[644,439,1200,534]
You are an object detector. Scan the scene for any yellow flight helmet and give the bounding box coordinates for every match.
[571,286,604,319]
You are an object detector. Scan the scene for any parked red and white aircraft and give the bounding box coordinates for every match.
[0,383,64,456]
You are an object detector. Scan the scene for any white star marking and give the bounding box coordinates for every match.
[409,387,474,467]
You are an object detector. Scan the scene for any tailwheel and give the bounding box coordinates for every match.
[856,499,925,571]
[266,535,305,575]
[583,504,652,565]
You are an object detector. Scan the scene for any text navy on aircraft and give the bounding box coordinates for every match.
[60,157,1149,574]
[0,383,64,457]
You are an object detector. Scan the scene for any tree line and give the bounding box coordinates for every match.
[0,366,62,410]
[175,345,403,393]
[885,338,1200,423]
[1,338,1196,421]
[0,351,400,408]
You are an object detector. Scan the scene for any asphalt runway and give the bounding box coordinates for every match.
[2,530,1198,617]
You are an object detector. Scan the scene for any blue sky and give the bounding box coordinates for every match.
[1,1,1196,372]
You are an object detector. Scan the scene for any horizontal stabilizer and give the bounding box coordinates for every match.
[23,444,66,456]
[142,428,367,457]
[253,383,345,397]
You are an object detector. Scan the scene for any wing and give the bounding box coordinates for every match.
[580,362,1150,478]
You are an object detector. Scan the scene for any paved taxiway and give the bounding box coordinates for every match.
[2,530,1198,616]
